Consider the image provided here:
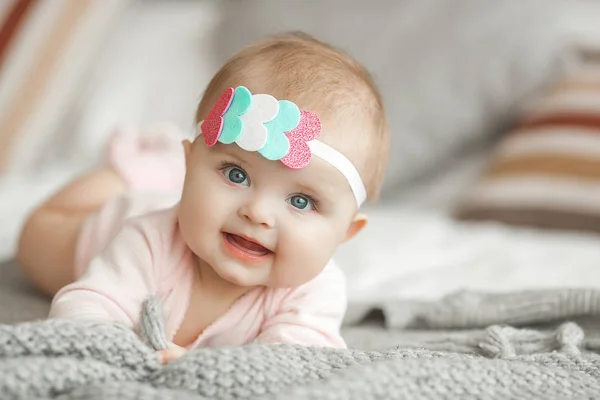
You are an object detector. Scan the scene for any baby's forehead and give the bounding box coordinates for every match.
[317,118,368,164]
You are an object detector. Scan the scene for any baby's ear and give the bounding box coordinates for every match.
[343,213,368,242]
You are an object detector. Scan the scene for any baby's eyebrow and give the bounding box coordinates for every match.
[214,146,250,166]
[295,181,336,203]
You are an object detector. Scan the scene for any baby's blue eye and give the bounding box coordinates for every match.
[223,166,249,186]
[287,195,313,211]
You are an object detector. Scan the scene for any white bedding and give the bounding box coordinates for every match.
[336,206,600,302]
[3,1,600,305]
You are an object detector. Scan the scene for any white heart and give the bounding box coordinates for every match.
[236,94,279,152]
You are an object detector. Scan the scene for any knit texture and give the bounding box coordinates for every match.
[3,297,600,399]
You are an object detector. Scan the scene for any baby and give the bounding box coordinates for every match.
[17,32,390,362]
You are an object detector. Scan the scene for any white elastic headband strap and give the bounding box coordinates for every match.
[308,140,366,207]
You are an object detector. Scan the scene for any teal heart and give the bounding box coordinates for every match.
[219,86,252,144]
[259,100,300,160]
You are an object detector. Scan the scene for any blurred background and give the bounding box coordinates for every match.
[2,0,600,304]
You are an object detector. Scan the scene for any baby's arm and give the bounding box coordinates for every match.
[256,262,348,348]
[49,219,158,328]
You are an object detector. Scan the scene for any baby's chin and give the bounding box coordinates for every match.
[211,260,270,288]
[211,263,302,289]
[206,253,324,289]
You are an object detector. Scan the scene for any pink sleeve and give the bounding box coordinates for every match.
[256,262,348,349]
[49,219,160,328]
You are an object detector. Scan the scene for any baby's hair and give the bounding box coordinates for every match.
[196,32,390,201]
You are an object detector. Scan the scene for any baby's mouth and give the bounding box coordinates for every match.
[224,233,272,256]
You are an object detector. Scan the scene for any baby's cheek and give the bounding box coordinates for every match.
[179,175,224,254]
[279,227,335,285]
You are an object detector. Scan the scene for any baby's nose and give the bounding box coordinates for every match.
[238,198,275,228]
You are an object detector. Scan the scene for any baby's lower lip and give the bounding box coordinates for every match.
[222,233,272,263]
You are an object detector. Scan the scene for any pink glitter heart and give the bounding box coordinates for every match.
[201,88,234,146]
[281,111,322,169]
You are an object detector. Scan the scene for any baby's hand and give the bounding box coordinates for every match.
[157,345,187,364]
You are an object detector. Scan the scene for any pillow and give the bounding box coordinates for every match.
[455,59,600,233]
[0,0,134,173]
[212,0,600,196]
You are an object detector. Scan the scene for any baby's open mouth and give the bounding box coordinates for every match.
[224,233,272,257]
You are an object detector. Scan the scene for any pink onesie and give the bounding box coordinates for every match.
[49,128,347,349]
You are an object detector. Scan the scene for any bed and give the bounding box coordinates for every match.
[3,0,600,398]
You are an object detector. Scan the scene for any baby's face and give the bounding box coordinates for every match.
[178,139,361,288]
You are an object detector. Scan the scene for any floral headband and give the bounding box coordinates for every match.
[197,86,367,207]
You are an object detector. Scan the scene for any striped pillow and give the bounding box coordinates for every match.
[0,0,133,173]
[455,62,600,233]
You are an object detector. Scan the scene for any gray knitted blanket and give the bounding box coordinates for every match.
[4,289,600,399]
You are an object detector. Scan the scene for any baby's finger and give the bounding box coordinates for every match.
[158,346,187,364]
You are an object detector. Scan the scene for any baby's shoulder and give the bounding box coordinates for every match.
[120,204,193,282]
[303,259,346,293]
[259,260,347,322]
[125,204,176,235]
[128,203,177,227]
[120,203,187,258]
[267,259,346,304]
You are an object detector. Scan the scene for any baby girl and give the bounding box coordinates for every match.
[17,32,390,361]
